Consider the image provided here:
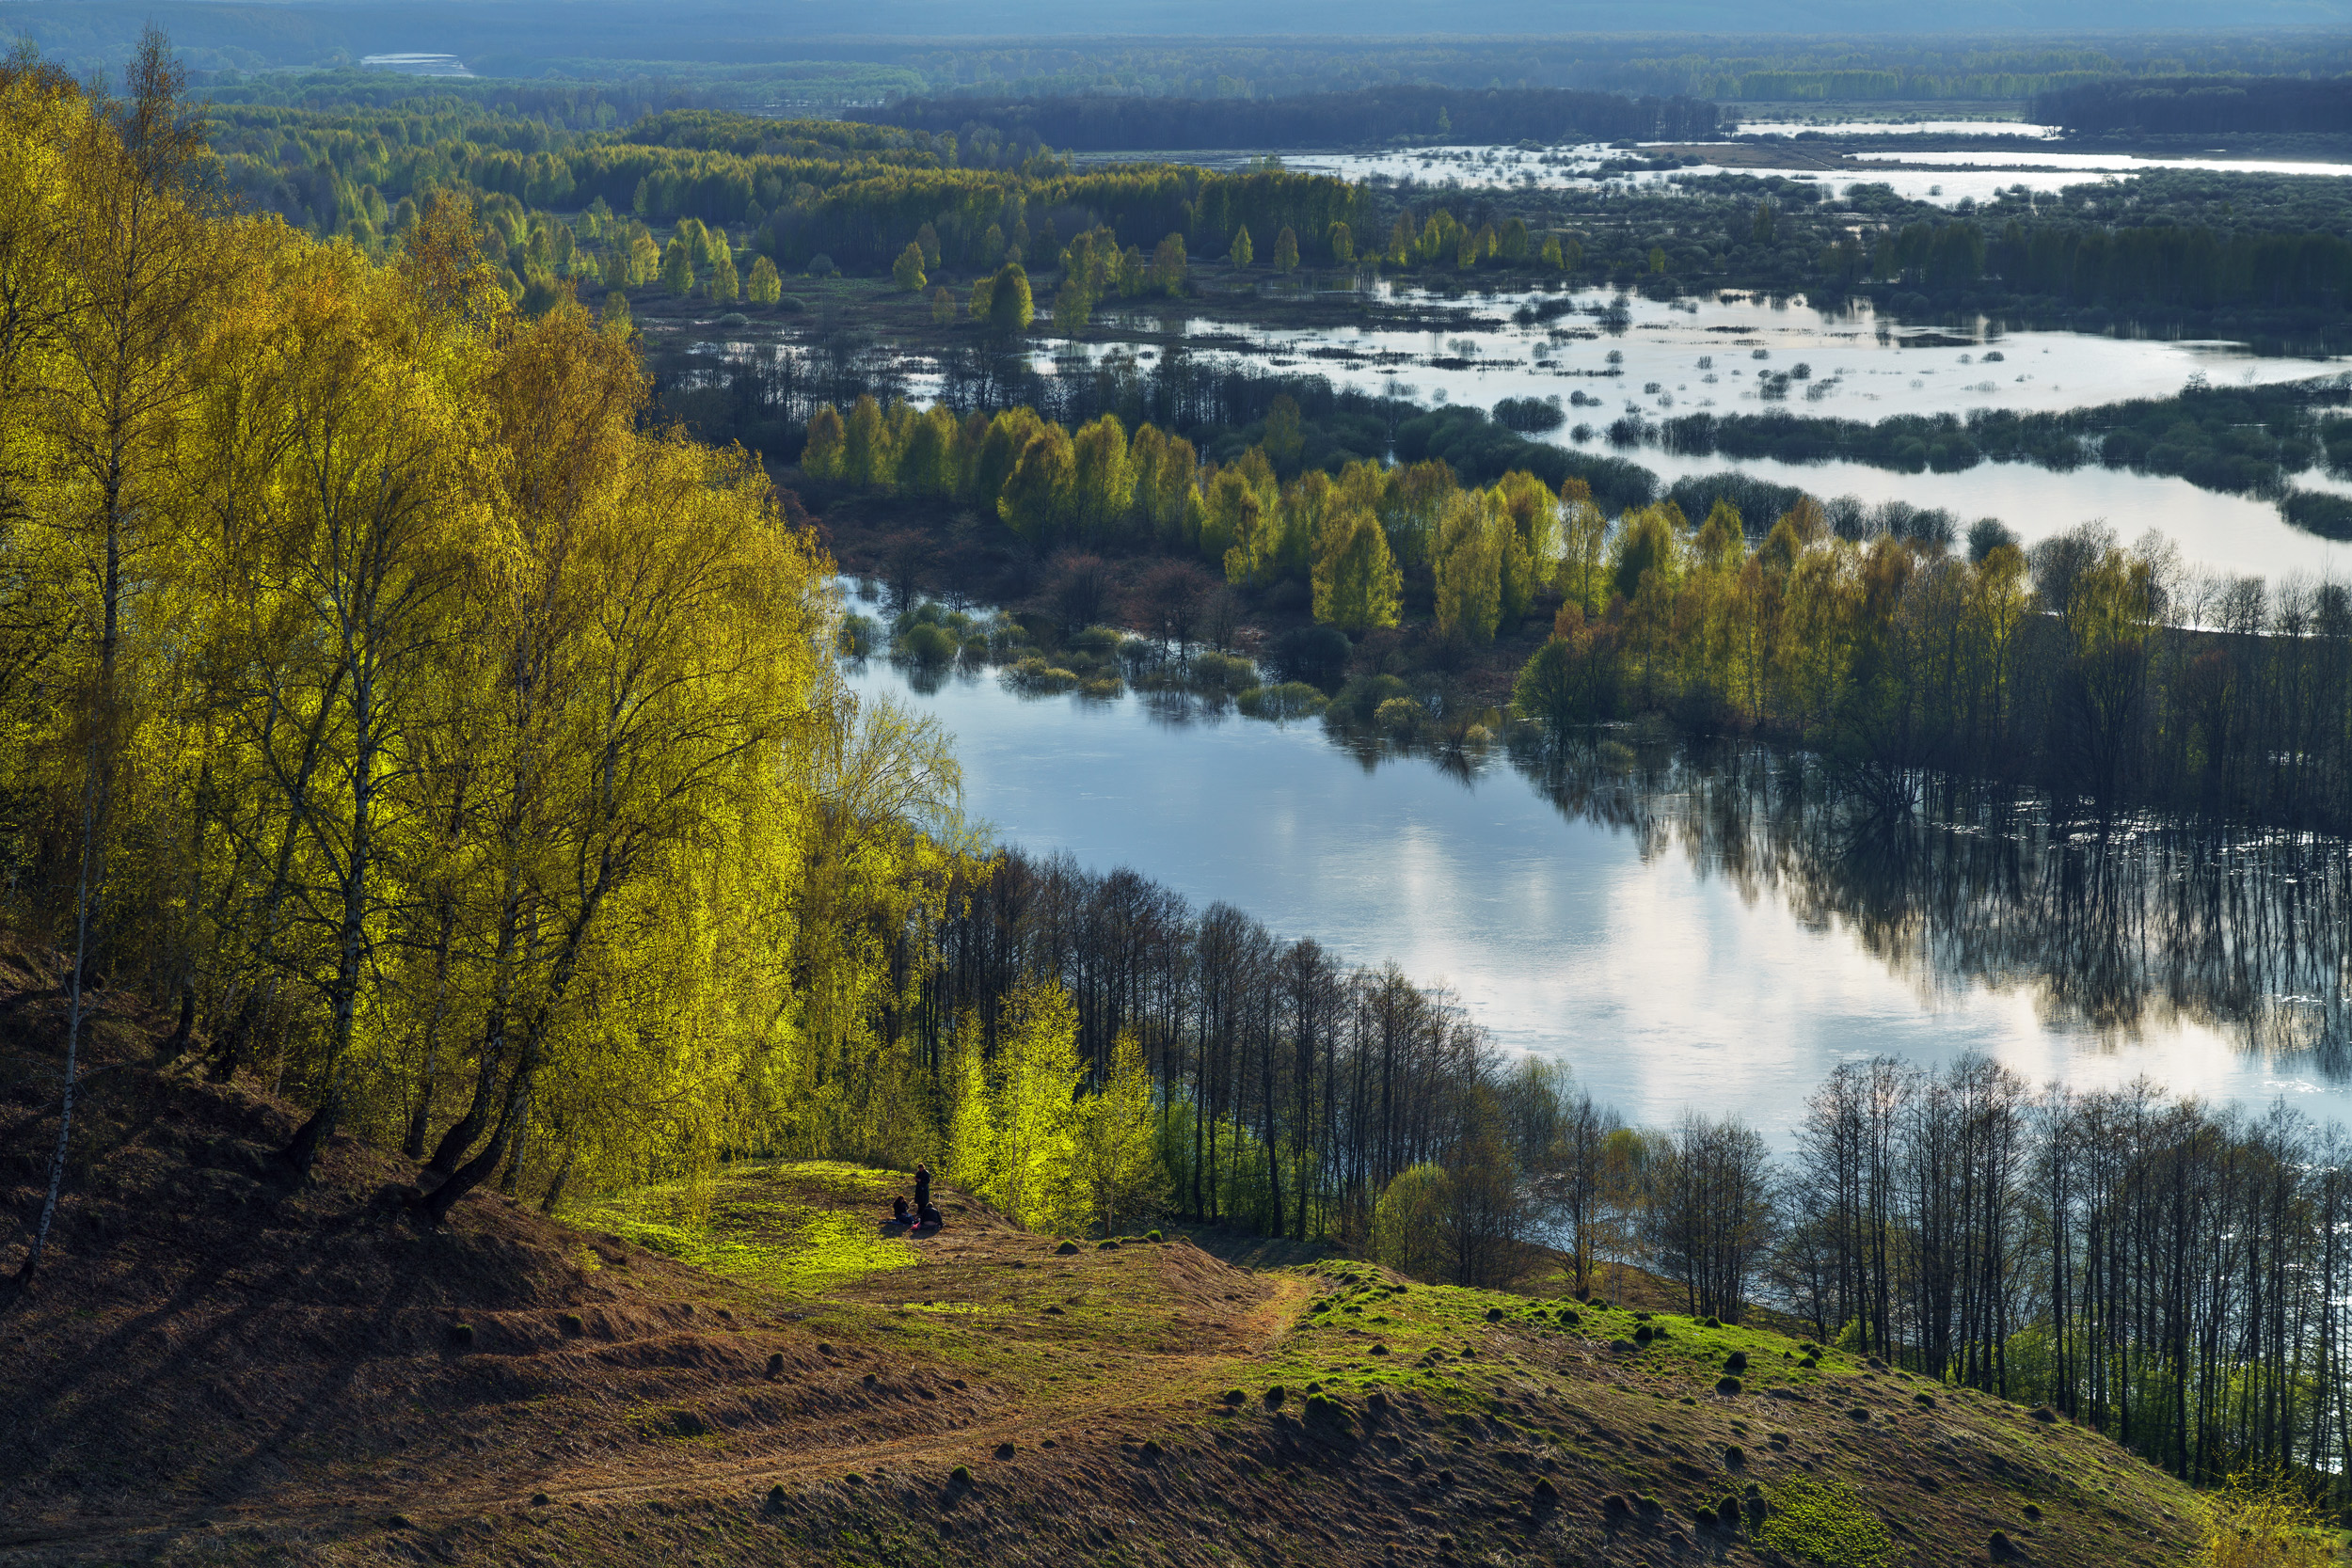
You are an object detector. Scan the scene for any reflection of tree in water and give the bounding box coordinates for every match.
[1514,736,2352,1079]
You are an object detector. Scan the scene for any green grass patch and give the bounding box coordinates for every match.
[572,1162,917,1294]
[1759,1474,1895,1568]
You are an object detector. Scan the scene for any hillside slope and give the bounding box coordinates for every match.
[1,979,2204,1567]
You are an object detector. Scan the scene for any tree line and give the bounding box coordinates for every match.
[2035,74,2352,135]
[1511,500,2352,834]
[1642,378,2351,518]
[864,86,1721,151]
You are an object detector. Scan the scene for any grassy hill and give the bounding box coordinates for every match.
[0,975,2206,1567]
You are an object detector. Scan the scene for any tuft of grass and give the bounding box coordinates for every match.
[1758,1475,1894,1568]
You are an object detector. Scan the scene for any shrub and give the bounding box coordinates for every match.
[1724,1350,1748,1373]
[2028,1405,2058,1423]
[449,1323,475,1346]
[558,1312,584,1336]
[1716,1496,1741,1529]
[1146,1229,1163,1242]
[1913,1392,1936,1407]
[1187,649,1258,694]
[1236,680,1329,721]
[1610,1338,1639,1354]
[1723,1444,1746,1467]
[949,1465,973,1486]
[1601,1494,1633,1519]
[766,1352,785,1376]
[1264,1385,1287,1409]
[2195,1469,2339,1568]
[1531,1477,1559,1506]
[1097,1238,1121,1250]
[1718,1377,1744,1396]
[1633,1324,1655,1344]
[1485,1307,1505,1322]
[1558,1307,1581,1326]
[1055,1239,1080,1255]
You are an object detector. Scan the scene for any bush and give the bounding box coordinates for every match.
[2194,1469,2337,1568]
[1055,1239,1080,1255]
[1146,1228,1163,1242]
[1187,649,1258,694]
[1718,1377,1744,1396]
[1236,681,1329,721]
[1724,1444,1745,1467]
[1270,623,1352,687]
[766,1351,785,1375]
[773,294,806,312]
[449,1323,475,1346]
[1264,1385,1287,1408]
[558,1312,584,1336]
[949,1465,973,1486]
[1724,1350,1748,1373]
[1633,1324,1655,1344]
[1375,696,1427,736]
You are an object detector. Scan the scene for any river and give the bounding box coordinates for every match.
[841,600,2352,1147]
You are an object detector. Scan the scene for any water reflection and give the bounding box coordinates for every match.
[844,648,2352,1142]
[1524,737,2352,1084]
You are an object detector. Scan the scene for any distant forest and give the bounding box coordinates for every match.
[866,87,1722,150]
[2036,74,2352,135]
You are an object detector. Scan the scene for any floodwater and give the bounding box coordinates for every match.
[1075,285,2349,582]
[842,621,2352,1146]
[1274,140,2352,207]
[1733,119,2063,138]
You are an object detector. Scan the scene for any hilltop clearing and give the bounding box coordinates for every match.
[2,984,2205,1567]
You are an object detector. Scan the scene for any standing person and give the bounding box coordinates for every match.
[914,1163,931,1215]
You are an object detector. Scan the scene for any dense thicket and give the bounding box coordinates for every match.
[2035,74,2352,135]
[866,87,1720,150]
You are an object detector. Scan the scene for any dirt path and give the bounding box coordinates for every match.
[0,1274,1316,1560]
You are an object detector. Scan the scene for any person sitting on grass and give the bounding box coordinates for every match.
[917,1200,945,1229]
[891,1195,912,1226]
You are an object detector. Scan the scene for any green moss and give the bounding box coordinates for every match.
[1758,1475,1895,1568]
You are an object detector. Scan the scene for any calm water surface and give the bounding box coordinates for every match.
[843,636,2352,1145]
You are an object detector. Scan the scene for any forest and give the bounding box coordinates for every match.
[865,86,1722,150]
[2035,73,2352,135]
